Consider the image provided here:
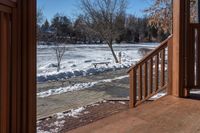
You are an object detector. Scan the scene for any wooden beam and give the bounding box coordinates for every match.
[0,11,10,133]
[0,0,36,132]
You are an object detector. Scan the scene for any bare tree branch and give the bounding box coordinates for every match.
[51,36,67,72]
[80,0,127,63]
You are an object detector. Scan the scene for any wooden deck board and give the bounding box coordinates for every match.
[68,96,200,133]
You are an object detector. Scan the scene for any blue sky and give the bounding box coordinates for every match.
[37,0,152,22]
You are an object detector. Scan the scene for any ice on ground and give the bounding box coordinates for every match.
[37,43,157,82]
[37,75,128,97]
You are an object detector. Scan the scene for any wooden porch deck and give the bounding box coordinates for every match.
[69,95,200,133]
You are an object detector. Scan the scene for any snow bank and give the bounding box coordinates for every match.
[37,63,131,83]
[37,75,128,98]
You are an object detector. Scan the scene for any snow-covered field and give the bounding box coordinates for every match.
[37,43,158,83]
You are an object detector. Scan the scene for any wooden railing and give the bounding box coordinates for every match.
[128,35,173,108]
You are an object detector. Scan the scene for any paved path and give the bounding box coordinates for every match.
[37,69,129,119]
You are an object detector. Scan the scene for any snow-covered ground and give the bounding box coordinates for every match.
[37,43,158,83]
[37,107,86,133]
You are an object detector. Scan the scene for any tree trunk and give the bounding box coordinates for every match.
[109,44,119,63]
[57,62,61,72]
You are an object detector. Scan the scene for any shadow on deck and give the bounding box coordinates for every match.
[69,95,200,133]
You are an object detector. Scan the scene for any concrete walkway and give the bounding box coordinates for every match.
[37,69,129,119]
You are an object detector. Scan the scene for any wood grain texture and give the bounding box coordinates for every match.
[0,0,36,132]
[69,96,200,133]
[0,11,10,133]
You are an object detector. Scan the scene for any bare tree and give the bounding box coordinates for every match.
[145,0,198,33]
[80,0,127,63]
[144,0,172,33]
[52,36,67,72]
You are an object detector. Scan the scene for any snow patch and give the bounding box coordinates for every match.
[37,106,86,133]
[150,92,166,100]
[109,101,115,104]
[190,90,200,94]
[56,112,65,119]
[37,130,51,133]
[118,101,126,105]
[91,103,100,106]
[65,107,85,118]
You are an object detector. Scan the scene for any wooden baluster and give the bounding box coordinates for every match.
[155,54,159,91]
[168,38,173,94]
[144,62,148,97]
[138,65,143,101]
[149,58,153,94]
[129,69,137,108]
[161,48,165,87]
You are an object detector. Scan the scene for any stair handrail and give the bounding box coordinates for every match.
[128,35,173,108]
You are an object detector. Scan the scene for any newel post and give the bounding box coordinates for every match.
[129,69,136,108]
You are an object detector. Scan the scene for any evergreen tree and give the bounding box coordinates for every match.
[41,19,50,32]
[51,14,73,37]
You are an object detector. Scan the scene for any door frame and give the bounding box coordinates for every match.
[0,0,36,133]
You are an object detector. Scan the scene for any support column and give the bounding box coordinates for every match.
[171,0,188,97]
